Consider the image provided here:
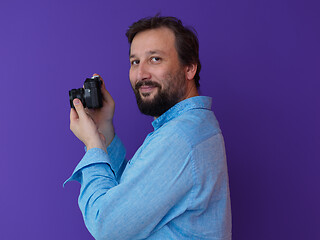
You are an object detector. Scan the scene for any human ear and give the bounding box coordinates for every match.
[185,64,197,80]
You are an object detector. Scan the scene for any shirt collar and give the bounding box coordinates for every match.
[151,96,212,131]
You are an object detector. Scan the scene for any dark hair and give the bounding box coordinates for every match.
[126,15,201,88]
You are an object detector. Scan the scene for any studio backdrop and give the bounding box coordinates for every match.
[0,0,319,239]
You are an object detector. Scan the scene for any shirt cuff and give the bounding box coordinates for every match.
[63,134,126,187]
[63,148,112,186]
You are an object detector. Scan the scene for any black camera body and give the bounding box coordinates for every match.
[69,76,103,109]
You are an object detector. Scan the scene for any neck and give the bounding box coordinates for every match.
[184,80,199,100]
[153,81,199,120]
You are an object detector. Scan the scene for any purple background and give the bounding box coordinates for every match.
[1,0,319,239]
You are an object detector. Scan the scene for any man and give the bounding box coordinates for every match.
[65,16,231,240]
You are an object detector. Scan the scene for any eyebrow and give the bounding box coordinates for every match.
[129,50,166,59]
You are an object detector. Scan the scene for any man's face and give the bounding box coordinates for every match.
[129,27,187,117]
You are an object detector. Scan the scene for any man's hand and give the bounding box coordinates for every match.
[70,98,107,152]
[85,74,115,147]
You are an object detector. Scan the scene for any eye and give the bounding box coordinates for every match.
[131,59,140,65]
[151,57,161,63]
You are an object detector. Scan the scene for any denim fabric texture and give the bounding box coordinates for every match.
[65,96,232,240]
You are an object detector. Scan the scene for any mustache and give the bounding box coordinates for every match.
[135,80,161,91]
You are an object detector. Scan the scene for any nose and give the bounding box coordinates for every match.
[137,62,151,81]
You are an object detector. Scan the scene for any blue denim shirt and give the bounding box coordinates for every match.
[65,96,232,240]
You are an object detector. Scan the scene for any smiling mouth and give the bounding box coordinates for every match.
[139,85,156,92]
[135,81,161,96]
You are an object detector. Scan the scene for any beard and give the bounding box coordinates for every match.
[133,70,187,117]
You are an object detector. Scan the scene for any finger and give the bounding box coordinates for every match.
[85,108,97,124]
[70,108,79,121]
[73,99,88,119]
[93,73,106,89]
[93,74,113,102]
[101,86,114,103]
[84,107,91,115]
[93,73,103,84]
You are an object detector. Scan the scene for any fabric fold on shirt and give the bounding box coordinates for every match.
[64,134,126,186]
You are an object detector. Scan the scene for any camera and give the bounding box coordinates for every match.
[69,76,103,109]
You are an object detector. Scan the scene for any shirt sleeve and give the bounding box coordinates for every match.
[64,134,126,185]
[64,131,195,240]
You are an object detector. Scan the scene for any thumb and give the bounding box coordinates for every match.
[73,99,87,119]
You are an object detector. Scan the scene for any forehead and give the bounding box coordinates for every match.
[130,27,177,57]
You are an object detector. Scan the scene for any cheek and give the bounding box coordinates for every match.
[153,69,170,85]
[129,69,135,87]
